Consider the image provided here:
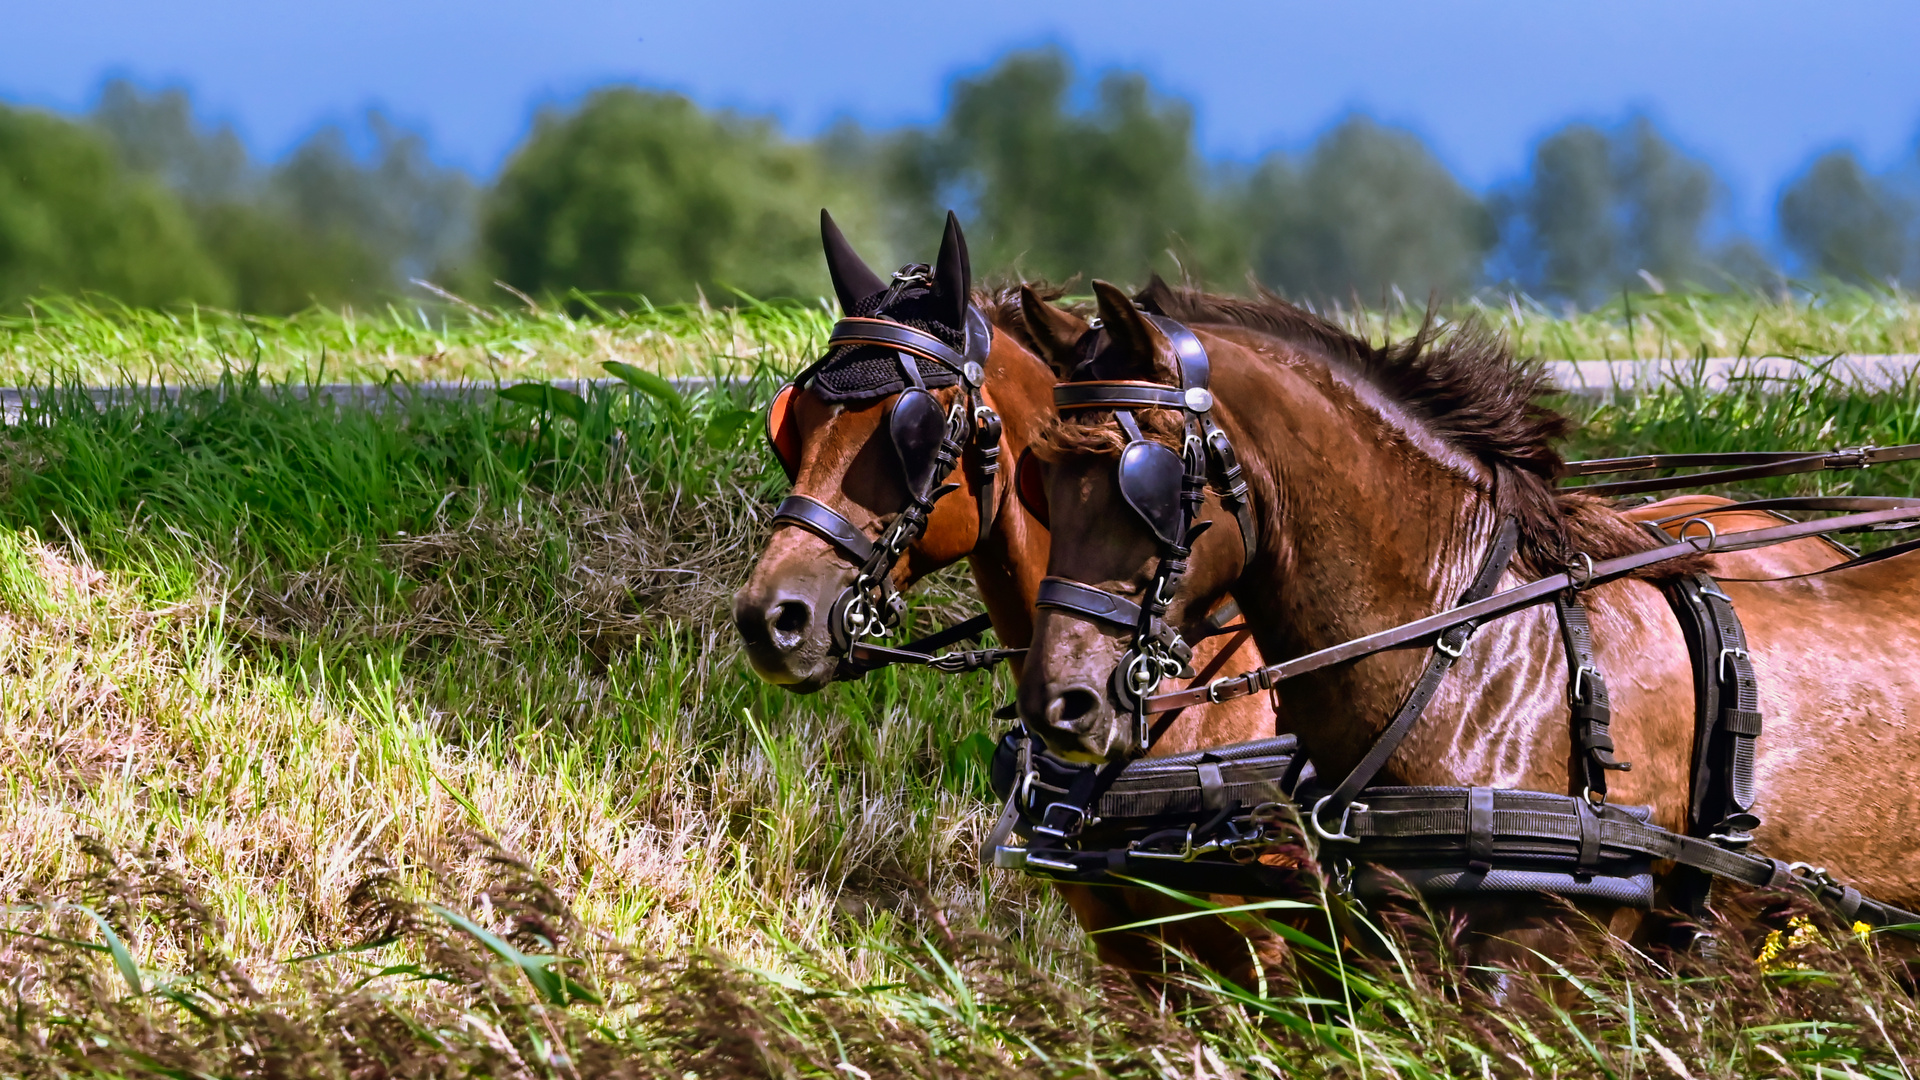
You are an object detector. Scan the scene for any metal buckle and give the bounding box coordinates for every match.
[1570,664,1598,705]
[1788,861,1837,887]
[1827,444,1875,469]
[1032,803,1085,840]
[1023,851,1082,873]
[1205,676,1233,704]
[1719,646,1750,682]
[1129,824,1198,862]
[1434,629,1467,659]
[1310,794,1368,843]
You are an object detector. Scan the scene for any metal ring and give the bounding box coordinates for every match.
[1125,652,1163,695]
[1568,551,1596,590]
[1310,794,1367,843]
[1677,516,1719,551]
[1583,785,1606,808]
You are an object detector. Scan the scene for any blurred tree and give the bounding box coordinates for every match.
[482,87,853,304]
[271,116,477,286]
[1497,116,1725,304]
[0,104,229,309]
[1778,149,1910,285]
[894,48,1228,285]
[1243,116,1493,303]
[92,80,475,312]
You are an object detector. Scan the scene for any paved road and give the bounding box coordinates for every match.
[4,355,1916,422]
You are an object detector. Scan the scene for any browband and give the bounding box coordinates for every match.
[1053,381,1191,412]
[825,308,991,383]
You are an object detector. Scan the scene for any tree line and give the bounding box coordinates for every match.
[5,48,1920,313]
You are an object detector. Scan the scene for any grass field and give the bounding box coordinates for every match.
[3,290,1920,1076]
[9,280,1920,386]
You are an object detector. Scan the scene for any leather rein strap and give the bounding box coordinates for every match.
[1558,443,1920,496]
[1308,516,1520,840]
[1146,499,1920,715]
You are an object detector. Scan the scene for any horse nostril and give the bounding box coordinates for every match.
[770,600,811,650]
[1046,687,1102,730]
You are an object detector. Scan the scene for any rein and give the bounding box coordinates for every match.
[766,277,1022,679]
[995,309,1920,938]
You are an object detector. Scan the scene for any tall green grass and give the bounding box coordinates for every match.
[2,300,1919,1074]
[9,281,1920,387]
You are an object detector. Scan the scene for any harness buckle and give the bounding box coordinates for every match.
[1434,629,1468,659]
[1205,676,1234,704]
[1718,646,1751,682]
[1568,551,1596,590]
[1570,664,1599,706]
[1310,794,1368,843]
[1033,803,1087,840]
[1129,824,1198,862]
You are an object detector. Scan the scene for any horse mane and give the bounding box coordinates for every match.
[1129,278,1683,578]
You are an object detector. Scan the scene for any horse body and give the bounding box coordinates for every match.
[1018,283,1919,939]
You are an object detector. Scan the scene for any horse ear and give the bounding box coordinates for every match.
[932,210,971,331]
[1018,285,1088,379]
[821,209,885,313]
[1091,280,1172,383]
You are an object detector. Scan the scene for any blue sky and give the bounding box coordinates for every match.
[7,0,1920,234]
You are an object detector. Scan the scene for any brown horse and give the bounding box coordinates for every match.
[734,215,1289,985]
[1014,280,1907,955]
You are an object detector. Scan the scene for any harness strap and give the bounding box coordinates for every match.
[1143,500,1920,714]
[1560,443,1920,496]
[1554,591,1629,801]
[1311,516,1521,835]
[772,495,874,563]
[1683,573,1764,838]
[827,316,974,374]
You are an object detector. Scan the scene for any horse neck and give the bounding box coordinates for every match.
[1223,348,1554,768]
[963,335,1060,654]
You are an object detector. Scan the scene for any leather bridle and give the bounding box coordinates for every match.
[764,271,1013,678]
[1034,314,1256,749]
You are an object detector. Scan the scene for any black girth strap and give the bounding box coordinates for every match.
[1310,516,1521,840]
[1554,591,1630,802]
[1669,573,1764,842]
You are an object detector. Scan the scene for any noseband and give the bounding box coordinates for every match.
[764,272,1010,676]
[1035,314,1257,751]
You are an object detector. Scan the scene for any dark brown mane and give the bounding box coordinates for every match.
[1129,279,1678,577]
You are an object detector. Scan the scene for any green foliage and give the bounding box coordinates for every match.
[91,80,476,314]
[1245,116,1495,302]
[1780,149,1913,286]
[482,87,862,305]
[1496,116,1723,303]
[0,104,229,309]
[894,48,1223,285]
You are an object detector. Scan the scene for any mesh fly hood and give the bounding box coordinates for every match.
[809,268,968,403]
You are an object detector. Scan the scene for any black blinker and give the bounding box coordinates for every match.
[889,387,948,497]
[1117,440,1187,549]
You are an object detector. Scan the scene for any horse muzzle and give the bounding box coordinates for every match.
[732,577,844,692]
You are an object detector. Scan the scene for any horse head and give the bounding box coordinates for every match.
[733,210,1060,690]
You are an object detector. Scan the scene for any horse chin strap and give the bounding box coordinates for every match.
[1037,314,1258,759]
[772,300,1012,678]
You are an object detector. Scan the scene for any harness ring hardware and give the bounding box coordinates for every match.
[1310,794,1369,843]
[1678,516,1720,551]
[1434,630,1468,659]
[1569,551,1596,590]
